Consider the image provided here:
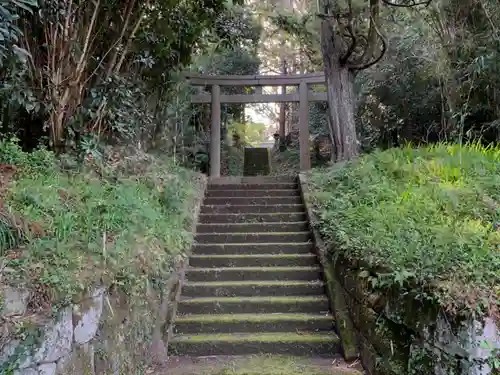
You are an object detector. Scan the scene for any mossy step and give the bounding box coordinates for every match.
[178,295,330,315]
[196,222,309,234]
[206,189,300,198]
[169,332,340,357]
[209,176,297,184]
[185,266,322,282]
[193,242,314,255]
[182,280,325,298]
[174,313,334,334]
[189,253,318,268]
[208,182,298,190]
[164,354,364,375]
[199,212,307,224]
[195,232,312,244]
[204,196,302,206]
[201,204,305,214]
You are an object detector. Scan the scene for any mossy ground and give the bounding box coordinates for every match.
[163,355,362,375]
[308,143,500,313]
[0,138,200,309]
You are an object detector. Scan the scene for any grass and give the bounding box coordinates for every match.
[0,139,201,308]
[308,143,500,312]
[190,254,315,258]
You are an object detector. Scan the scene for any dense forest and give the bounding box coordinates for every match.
[0,0,499,168]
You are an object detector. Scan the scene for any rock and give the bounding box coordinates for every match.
[466,317,500,375]
[14,368,38,375]
[33,308,73,363]
[0,339,34,369]
[1,286,30,317]
[73,288,105,345]
[55,353,69,373]
[37,363,56,375]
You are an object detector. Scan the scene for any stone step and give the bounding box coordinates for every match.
[204,196,302,206]
[185,266,322,282]
[189,253,318,268]
[208,183,298,191]
[209,176,297,184]
[195,232,311,244]
[177,296,330,315]
[169,332,340,357]
[201,204,305,214]
[199,212,307,224]
[193,242,314,255]
[196,222,309,234]
[174,313,335,334]
[182,280,325,298]
[206,189,300,198]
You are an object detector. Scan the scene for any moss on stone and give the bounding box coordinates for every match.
[175,313,332,323]
[191,254,315,259]
[185,280,324,287]
[172,332,337,343]
[181,296,328,304]
[189,266,319,272]
[323,266,358,361]
[164,355,362,375]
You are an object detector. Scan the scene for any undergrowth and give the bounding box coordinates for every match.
[308,143,500,314]
[0,138,200,309]
[224,144,244,176]
[270,148,300,176]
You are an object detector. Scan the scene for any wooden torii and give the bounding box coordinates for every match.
[185,72,328,177]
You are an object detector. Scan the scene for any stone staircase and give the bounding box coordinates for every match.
[170,175,341,357]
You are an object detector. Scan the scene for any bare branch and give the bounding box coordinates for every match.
[358,0,381,64]
[340,0,358,64]
[381,0,432,7]
[347,11,388,70]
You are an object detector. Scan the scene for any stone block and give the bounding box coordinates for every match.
[73,288,105,345]
[1,286,31,317]
[243,147,271,176]
[33,308,73,364]
[14,368,38,375]
[59,343,95,375]
[37,363,56,375]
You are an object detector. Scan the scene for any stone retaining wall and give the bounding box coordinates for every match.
[0,174,207,375]
[299,173,499,375]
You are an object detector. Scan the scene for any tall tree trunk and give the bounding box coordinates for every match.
[320,19,359,161]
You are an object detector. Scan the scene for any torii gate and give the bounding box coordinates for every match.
[185,72,328,177]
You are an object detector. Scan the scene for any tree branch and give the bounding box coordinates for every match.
[347,11,388,70]
[340,0,358,64]
[381,0,432,7]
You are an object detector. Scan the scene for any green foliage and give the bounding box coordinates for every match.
[0,0,38,65]
[309,143,500,312]
[0,139,199,305]
[228,121,267,146]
